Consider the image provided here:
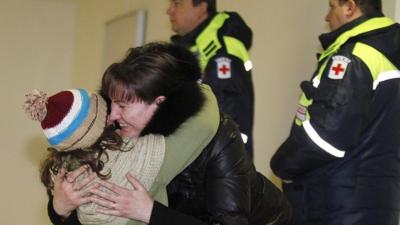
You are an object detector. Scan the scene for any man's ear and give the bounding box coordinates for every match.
[345,0,361,18]
[197,1,209,17]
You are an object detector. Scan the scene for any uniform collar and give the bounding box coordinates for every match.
[319,14,384,50]
[171,13,217,48]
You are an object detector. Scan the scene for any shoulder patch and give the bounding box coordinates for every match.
[296,104,307,122]
[328,55,351,80]
[215,57,232,79]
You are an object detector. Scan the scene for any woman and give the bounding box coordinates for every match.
[94,42,292,225]
[44,43,219,225]
[49,42,292,225]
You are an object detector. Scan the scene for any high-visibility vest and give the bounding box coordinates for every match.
[296,17,397,127]
[190,12,253,72]
[294,17,398,158]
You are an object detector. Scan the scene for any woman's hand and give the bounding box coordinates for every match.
[90,172,154,223]
[52,165,98,218]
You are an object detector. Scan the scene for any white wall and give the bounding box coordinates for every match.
[396,0,400,21]
[70,0,172,90]
[0,0,76,224]
[383,0,397,19]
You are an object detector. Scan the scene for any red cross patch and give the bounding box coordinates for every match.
[215,57,232,79]
[328,55,351,79]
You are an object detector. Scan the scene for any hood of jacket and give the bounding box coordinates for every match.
[219,11,252,50]
[359,22,400,69]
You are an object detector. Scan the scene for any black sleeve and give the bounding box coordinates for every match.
[203,54,248,123]
[203,118,251,225]
[149,201,206,225]
[47,197,81,225]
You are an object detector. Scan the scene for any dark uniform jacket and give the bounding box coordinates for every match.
[271,15,400,225]
[171,11,255,157]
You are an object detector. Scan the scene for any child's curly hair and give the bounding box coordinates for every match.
[40,125,123,196]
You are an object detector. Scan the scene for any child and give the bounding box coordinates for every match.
[23,88,165,225]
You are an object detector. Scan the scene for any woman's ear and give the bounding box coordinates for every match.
[154,96,166,105]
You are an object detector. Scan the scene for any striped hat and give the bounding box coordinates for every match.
[23,88,107,152]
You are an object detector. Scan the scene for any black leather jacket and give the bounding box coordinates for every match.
[149,114,292,225]
[48,115,292,225]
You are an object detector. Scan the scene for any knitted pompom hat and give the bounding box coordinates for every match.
[23,89,108,152]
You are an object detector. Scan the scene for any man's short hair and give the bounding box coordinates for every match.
[339,0,382,16]
[192,0,216,14]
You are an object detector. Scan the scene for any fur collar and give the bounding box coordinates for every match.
[141,83,204,137]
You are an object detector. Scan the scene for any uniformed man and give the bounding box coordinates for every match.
[271,0,400,224]
[167,0,255,157]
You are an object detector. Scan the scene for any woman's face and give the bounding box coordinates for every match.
[108,98,159,138]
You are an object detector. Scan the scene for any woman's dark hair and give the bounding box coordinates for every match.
[40,125,123,196]
[101,42,201,104]
[101,42,204,136]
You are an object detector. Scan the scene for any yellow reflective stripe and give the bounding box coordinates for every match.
[319,17,395,61]
[195,13,229,71]
[353,42,398,88]
[373,70,400,90]
[223,36,251,68]
[302,120,346,158]
[194,12,251,72]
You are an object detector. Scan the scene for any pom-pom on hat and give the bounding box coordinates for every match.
[23,88,107,152]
